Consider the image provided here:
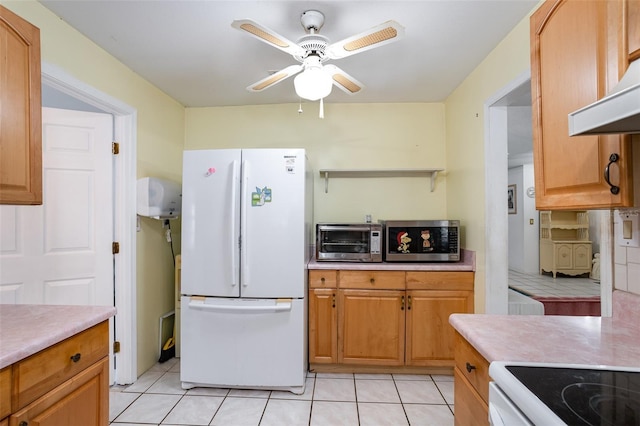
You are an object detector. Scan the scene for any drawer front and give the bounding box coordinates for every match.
[406,271,474,290]
[14,321,109,410]
[338,271,405,289]
[0,367,10,419]
[454,332,490,403]
[309,270,338,288]
[453,367,488,426]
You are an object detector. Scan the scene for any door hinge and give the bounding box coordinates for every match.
[112,242,120,254]
[113,341,121,353]
[112,142,120,155]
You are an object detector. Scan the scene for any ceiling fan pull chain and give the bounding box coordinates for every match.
[319,98,324,119]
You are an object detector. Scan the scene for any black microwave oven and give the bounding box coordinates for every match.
[380,220,460,262]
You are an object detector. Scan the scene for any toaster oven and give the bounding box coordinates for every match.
[315,223,382,262]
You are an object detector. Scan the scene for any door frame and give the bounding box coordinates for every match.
[42,62,138,383]
[483,70,613,316]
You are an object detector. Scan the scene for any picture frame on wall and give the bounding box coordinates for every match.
[508,184,517,214]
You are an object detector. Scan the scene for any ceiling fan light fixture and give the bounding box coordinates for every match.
[294,56,332,101]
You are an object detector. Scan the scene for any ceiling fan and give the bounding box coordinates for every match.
[231,10,405,104]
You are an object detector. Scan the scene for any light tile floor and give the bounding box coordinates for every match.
[508,269,600,298]
[110,358,455,426]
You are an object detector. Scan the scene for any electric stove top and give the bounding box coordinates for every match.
[490,362,640,426]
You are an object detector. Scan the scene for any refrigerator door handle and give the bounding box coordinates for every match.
[230,160,239,287]
[188,299,293,313]
[241,159,249,288]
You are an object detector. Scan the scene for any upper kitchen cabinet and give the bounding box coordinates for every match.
[531,0,634,210]
[0,6,42,205]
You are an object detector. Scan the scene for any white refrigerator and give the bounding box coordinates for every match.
[180,148,313,394]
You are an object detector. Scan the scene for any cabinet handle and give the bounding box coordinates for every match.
[466,362,476,373]
[19,422,28,426]
[401,295,405,310]
[320,277,325,284]
[604,153,620,195]
[70,353,82,363]
[407,295,412,310]
[370,278,375,284]
[332,293,336,308]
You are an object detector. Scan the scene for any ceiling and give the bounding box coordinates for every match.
[38,0,538,108]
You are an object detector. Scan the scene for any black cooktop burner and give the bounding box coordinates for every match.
[507,366,640,426]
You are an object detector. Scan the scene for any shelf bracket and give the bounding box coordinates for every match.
[323,171,329,193]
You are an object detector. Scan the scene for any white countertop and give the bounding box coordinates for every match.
[0,304,116,369]
[308,249,475,271]
[449,290,640,367]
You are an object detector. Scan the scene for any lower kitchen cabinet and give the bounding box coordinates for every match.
[406,290,474,366]
[453,331,489,426]
[308,269,474,372]
[338,289,405,366]
[309,288,337,364]
[1,321,109,426]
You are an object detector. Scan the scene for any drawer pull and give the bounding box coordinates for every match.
[70,353,82,363]
[370,278,375,284]
[466,362,476,373]
[19,422,28,426]
[321,277,325,283]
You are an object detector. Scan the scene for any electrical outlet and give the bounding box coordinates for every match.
[616,210,640,247]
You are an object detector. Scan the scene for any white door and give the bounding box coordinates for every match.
[241,149,306,298]
[181,149,241,297]
[0,107,115,372]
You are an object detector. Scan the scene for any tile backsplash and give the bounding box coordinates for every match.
[613,212,640,295]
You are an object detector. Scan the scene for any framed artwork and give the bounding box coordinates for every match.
[508,184,517,214]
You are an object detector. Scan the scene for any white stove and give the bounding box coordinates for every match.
[489,361,640,426]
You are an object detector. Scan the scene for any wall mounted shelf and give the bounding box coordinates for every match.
[318,168,444,193]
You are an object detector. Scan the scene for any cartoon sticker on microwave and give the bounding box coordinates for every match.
[421,229,434,252]
[397,231,411,253]
[251,186,272,206]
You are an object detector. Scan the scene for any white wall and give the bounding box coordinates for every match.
[508,164,538,274]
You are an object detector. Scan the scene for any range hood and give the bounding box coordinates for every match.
[568,58,640,135]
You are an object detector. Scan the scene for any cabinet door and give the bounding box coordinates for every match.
[573,243,592,270]
[0,6,42,205]
[555,243,574,269]
[309,288,337,364]
[531,0,633,210]
[406,290,473,366]
[338,289,405,366]
[11,358,109,426]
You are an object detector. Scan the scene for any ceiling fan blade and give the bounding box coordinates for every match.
[246,64,303,92]
[231,19,306,57]
[326,20,405,59]
[324,65,365,95]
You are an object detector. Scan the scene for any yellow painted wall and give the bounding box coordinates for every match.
[444,5,538,312]
[3,0,184,376]
[185,102,448,223]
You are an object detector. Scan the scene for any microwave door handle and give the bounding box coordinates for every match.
[318,225,373,232]
[241,159,249,289]
[229,160,239,288]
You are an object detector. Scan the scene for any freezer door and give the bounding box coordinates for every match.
[182,150,241,297]
[240,149,307,298]
[180,296,307,393]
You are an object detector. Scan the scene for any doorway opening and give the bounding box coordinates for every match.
[42,62,138,384]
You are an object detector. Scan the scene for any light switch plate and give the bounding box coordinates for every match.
[616,211,640,247]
